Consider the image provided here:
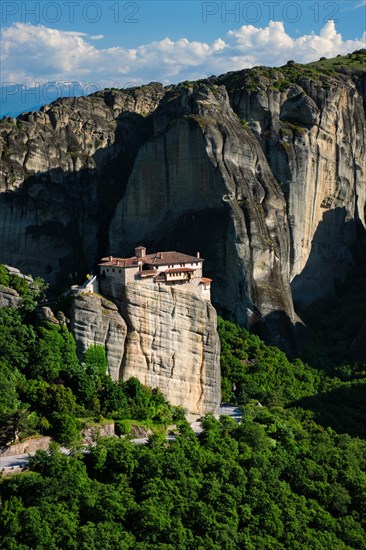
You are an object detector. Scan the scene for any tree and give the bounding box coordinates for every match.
[84,345,108,378]
[0,360,20,418]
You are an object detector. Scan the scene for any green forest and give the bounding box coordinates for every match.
[1,267,366,548]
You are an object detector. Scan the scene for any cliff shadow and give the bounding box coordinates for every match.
[291,207,366,310]
[0,110,154,293]
[125,206,252,326]
[291,383,366,438]
[134,207,309,357]
[253,310,311,360]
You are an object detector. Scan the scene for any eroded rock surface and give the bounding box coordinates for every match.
[119,282,221,415]
[109,83,296,337]
[70,284,221,415]
[69,292,127,381]
[220,62,366,305]
[0,286,20,308]
[0,84,165,289]
[1,54,365,343]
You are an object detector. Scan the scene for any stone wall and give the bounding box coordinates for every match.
[0,436,51,457]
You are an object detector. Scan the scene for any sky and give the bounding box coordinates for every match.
[1,1,365,115]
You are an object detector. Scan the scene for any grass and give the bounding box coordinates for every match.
[218,51,366,93]
[280,121,307,136]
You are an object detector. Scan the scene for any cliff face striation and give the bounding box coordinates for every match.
[70,284,221,415]
[0,84,164,289]
[109,83,296,341]
[70,292,127,382]
[1,52,365,347]
[219,54,366,306]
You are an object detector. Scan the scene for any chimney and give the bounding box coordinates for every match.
[196,251,200,258]
[135,246,146,258]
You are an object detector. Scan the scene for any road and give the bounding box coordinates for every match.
[0,405,243,474]
[0,452,34,472]
[216,404,243,422]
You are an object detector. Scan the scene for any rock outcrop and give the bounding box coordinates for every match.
[219,58,366,306]
[118,282,221,415]
[0,84,165,289]
[0,286,20,308]
[1,52,365,345]
[70,284,221,415]
[70,292,127,381]
[0,265,34,308]
[109,83,297,338]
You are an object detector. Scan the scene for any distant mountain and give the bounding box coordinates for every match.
[0,81,100,118]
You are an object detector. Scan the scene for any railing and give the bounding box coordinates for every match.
[71,275,98,294]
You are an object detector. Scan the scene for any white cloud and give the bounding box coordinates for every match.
[63,31,88,37]
[1,21,365,89]
[228,20,365,66]
[90,35,104,41]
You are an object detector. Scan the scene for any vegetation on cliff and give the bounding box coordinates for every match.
[0,296,176,448]
[0,49,366,547]
[217,49,366,93]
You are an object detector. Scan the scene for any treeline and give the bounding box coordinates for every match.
[1,274,366,548]
[218,318,366,438]
[1,406,366,549]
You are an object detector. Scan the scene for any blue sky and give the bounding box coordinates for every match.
[2,1,365,45]
[1,1,365,114]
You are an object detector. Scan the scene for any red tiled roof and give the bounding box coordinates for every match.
[165,267,195,274]
[201,277,212,283]
[142,251,203,266]
[99,256,139,268]
[99,250,204,269]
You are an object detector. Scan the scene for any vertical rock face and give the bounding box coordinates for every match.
[70,285,221,415]
[69,293,127,381]
[120,283,221,415]
[109,84,297,340]
[0,84,165,289]
[221,63,366,306]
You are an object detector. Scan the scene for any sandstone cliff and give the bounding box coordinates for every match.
[0,83,164,289]
[70,285,221,415]
[109,82,297,336]
[69,292,127,382]
[219,54,366,306]
[1,52,365,346]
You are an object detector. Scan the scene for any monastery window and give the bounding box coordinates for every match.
[119,270,121,273]
[112,269,115,272]
[107,269,109,272]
